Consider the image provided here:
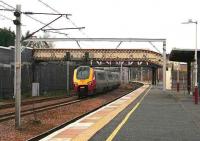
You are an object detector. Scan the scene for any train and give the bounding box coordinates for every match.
[73,66,120,98]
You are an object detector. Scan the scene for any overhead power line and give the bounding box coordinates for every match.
[43,27,85,31]
[23,11,72,16]
[0,1,15,9]
[0,0,86,49]
[0,8,14,11]
[23,15,63,40]
[38,0,89,37]
[0,0,70,37]
[148,41,162,54]
[38,0,59,15]
[42,29,68,36]
[0,8,72,16]
[37,0,91,49]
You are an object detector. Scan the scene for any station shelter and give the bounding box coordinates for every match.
[169,48,200,94]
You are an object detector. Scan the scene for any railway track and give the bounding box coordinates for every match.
[0,90,125,122]
[0,97,82,122]
[0,96,73,110]
[0,92,110,122]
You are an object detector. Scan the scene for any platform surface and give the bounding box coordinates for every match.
[41,84,200,141]
[91,86,200,141]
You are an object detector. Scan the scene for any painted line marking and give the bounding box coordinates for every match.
[106,86,152,141]
[40,85,148,141]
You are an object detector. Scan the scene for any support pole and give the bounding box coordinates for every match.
[157,68,159,84]
[155,68,157,85]
[66,61,70,95]
[152,68,155,85]
[187,61,191,94]
[140,67,143,82]
[194,22,198,104]
[130,67,132,82]
[14,5,21,129]
[128,67,131,82]
[177,63,180,92]
[163,41,166,91]
[120,62,123,84]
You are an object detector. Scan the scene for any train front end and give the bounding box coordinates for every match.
[73,66,96,97]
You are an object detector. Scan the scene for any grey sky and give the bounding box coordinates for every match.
[0,0,200,53]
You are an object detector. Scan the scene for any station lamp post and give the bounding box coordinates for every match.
[182,19,198,104]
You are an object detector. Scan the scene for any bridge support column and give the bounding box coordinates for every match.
[156,68,158,85]
[120,62,123,84]
[152,67,157,85]
[140,67,143,82]
[157,68,159,84]
[152,68,154,85]
[66,61,70,95]
[148,68,150,83]
[128,67,131,82]
[187,61,191,94]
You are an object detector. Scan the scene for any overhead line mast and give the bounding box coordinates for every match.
[14,4,22,129]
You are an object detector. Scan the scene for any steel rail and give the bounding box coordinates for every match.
[0,97,81,122]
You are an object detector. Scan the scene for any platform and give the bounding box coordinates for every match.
[91,87,200,141]
[40,85,200,141]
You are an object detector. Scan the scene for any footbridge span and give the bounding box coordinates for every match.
[33,48,163,67]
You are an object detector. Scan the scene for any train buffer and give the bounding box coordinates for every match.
[39,84,200,141]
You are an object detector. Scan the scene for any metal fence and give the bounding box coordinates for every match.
[34,61,75,93]
[0,46,75,99]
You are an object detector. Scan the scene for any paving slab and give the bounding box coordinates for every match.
[91,85,200,141]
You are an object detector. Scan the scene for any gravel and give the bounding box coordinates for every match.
[0,83,141,141]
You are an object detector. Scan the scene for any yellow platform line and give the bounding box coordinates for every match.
[106,86,152,141]
[72,85,149,141]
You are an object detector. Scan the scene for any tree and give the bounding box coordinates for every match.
[0,28,15,47]
[0,28,54,48]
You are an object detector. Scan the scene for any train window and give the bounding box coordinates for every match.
[114,74,119,80]
[77,67,90,79]
[97,72,105,80]
[108,73,112,80]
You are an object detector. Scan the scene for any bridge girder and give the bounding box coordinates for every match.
[33,49,163,67]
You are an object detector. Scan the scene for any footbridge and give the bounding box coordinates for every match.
[33,48,163,67]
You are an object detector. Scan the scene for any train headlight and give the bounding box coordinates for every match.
[74,82,78,87]
[87,81,92,85]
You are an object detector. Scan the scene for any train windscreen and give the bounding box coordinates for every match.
[77,67,90,79]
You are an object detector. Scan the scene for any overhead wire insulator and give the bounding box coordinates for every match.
[13,11,21,25]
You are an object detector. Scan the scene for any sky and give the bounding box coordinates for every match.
[0,0,200,53]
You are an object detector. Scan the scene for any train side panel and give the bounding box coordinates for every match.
[95,70,108,93]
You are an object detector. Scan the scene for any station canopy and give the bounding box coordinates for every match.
[169,48,200,62]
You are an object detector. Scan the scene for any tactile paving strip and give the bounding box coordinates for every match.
[40,85,149,141]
